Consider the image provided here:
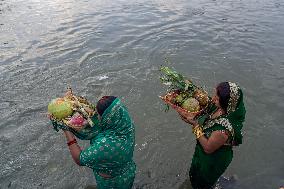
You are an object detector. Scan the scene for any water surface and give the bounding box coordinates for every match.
[0,0,284,188]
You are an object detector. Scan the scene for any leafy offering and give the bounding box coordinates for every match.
[159,66,209,117]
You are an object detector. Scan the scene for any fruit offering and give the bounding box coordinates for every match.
[159,66,209,117]
[48,88,96,131]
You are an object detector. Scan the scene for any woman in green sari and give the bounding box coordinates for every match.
[56,96,136,189]
[176,82,246,189]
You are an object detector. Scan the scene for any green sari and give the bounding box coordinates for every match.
[190,82,246,189]
[79,98,136,189]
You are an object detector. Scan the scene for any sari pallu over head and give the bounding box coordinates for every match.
[95,97,136,176]
[72,96,131,140]
[99,98,135,137]
[79,97,136,178]
[221,82,246,146]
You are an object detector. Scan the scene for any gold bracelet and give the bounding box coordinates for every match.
[192,124,200,133]
[192,126,204,139]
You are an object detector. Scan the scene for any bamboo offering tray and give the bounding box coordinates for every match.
[159,90,206,120]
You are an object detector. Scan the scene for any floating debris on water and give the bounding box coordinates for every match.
[98,75,108,80]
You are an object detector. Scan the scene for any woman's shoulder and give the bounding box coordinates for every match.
[203,117,233,133]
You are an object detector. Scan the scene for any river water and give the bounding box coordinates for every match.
[0,0,283,188]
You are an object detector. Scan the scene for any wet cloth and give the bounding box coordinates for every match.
[190,82,246,189]
[79,98,136,189]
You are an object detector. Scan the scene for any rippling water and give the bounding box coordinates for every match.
[1,0,284,188]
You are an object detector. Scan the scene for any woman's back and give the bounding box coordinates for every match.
[79,97,136,189]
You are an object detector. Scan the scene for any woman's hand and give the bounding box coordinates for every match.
[179,114,198,126]
[65,87,73,97]
[172,106,198,126]
[160,94,198,126]
[47,113,54,120]
[179,114,197,126]
[63,130,74,138]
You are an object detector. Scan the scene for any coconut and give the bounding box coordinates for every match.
[181,98,200,112]
[48,98,73,119]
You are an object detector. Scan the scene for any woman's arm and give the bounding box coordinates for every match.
[196,129,228,154]
[179,113,229,154]
[63,130,82,165]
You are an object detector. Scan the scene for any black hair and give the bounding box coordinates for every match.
[216,82,230,112]
[96,96,117,116]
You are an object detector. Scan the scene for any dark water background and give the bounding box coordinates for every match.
[0,0,284,188]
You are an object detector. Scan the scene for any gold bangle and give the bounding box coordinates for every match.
[193,126,204,139]
[192,124,200,133]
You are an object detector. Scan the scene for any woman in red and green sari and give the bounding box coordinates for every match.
[177,82,246,189]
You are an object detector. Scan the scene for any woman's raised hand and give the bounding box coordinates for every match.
[160,94,198,126]
[65,87,73,97]
[179,114,198,126]
[175,108,198,126]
